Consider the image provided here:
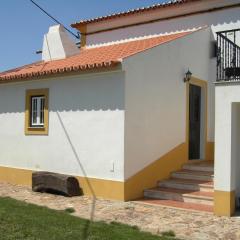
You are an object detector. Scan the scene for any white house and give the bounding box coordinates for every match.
[0,0,240,217]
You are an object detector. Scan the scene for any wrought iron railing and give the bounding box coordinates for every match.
[216,29,240,82]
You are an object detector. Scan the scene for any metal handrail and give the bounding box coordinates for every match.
[216,29,240,82]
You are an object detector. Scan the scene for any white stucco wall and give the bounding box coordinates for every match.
[0,71,125,181]
[215,83,240,200]
[231,103,240,201]
[123,28,212,180]
[86,6,240,47]
[85,5,240,155]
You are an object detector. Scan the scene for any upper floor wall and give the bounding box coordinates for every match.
[78,0,240,47]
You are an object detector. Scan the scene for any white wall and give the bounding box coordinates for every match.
[123,28,212,179]
[231,103,240,202]
[86,6,240,47]
[84,3,240,149]
[215,84,240,201]
[0,71,125,181]
[85,4,240,148]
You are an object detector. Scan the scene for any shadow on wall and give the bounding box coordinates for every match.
[0,73,125,114]
[56,111,96,240]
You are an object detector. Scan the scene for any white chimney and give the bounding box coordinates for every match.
[42,25,79,61]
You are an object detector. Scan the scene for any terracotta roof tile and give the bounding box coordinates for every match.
[0,31,194,83]
[71,0,198,28]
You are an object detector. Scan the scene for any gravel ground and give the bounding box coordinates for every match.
[0,182,239,240]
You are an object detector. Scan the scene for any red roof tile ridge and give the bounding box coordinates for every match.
[71,0,198,27]
[85,30,195,49]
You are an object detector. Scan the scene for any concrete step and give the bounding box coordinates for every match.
[171,169,214,181]
[144,187,213,206]
[182,162,214,172]
[139,199,213,213]
[158,178,213,192]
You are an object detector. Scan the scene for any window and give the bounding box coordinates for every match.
[25,89,49,135]
[31,96,45,127]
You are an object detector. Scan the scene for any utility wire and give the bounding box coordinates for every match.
[29,0,80,39]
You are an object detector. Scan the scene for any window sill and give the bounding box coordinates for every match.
[25,127,48,136]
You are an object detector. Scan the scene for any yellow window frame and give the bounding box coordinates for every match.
[25,88,49,135]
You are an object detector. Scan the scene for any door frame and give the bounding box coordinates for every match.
[186,77,208,161]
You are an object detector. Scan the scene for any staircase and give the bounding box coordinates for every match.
[143,161,214,212]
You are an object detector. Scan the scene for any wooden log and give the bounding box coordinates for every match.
[32,171,82,197]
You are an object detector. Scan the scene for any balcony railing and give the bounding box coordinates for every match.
[216,29,240,82]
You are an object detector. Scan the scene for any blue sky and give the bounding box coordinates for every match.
[0,0,165,72]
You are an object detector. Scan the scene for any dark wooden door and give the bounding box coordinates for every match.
[189,84,201,160]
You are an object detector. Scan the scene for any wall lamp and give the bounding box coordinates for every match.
[184,69,192,82]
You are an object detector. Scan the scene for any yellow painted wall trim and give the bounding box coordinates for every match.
[77,176,124,201]
[0,142,188,202]
[124,143,188,201]
[0,144,188,201]
[78,25,87,48]
[0,165,124,201]
[206,142,214,161]
[0,166,32,186]
[25,88,49,135]
[214,190,235,217]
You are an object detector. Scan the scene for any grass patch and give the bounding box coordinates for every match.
[161,230,176,238]
[64,207,76,214]
[0,197,180,240]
